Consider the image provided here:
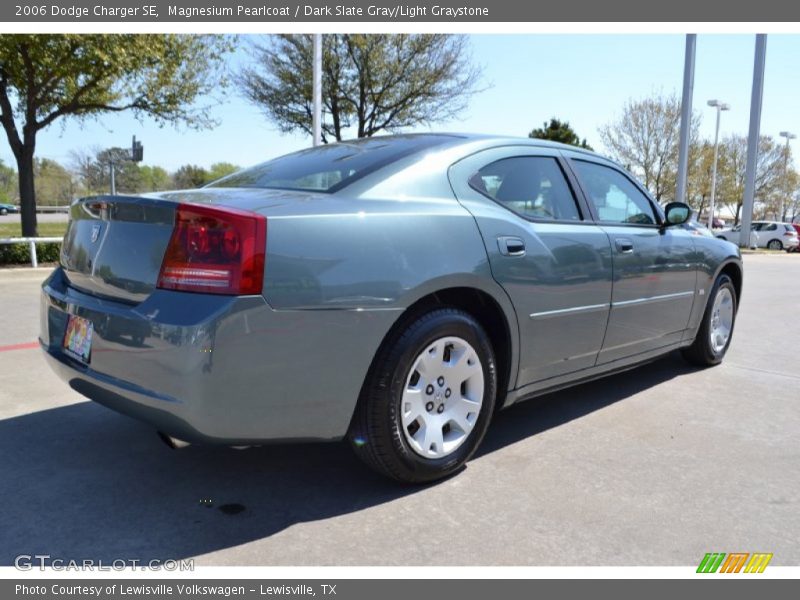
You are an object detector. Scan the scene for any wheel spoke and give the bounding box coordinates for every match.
[401,388,425,427]
[451,395,480,430]
[445,347,481,384]
[400,335,485,460]
[416,340,443,376]
[422,422,445,456]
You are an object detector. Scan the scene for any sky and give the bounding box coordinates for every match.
[3,34,800,173]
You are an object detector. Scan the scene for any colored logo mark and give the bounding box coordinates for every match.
[697,552,773,573]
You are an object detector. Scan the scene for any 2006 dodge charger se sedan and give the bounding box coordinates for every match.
[40,134,743,482]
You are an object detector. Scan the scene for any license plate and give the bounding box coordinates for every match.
[63,314,93,364]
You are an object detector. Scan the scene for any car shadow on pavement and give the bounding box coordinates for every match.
[478,351,693,457]
[0,352,693,565]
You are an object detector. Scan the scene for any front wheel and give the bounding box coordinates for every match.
[682,274,737,367]
[0,208,7,216]
[349,308,497,483]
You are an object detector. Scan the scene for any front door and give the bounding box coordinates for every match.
[567,157,698,364]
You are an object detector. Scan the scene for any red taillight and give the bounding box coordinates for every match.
[157,203,266,295]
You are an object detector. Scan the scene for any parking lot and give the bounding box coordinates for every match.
[0,253,798,566]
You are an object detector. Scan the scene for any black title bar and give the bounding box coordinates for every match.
[3,0,800,22]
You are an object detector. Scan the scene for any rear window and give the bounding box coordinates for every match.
[209,135,456,193]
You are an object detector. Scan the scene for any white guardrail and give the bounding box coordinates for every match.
[0,237,62,268]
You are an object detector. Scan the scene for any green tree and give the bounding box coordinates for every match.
[239,34,482,142]
[716,134,786,224]
[0,34,232,236]
[529,118,592,150]
[96,148,143,195]
[599,92,700,203]
[205,161,239,183]
[0,158,16,202]
[685,141,720,218]
[34,158,74,205]
[173,165,208,189]
[140,165,172,192]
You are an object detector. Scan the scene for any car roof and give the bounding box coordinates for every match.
[339,132,604,160]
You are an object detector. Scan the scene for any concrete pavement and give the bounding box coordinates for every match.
[0,254,798,566]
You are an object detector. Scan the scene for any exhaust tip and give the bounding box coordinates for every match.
[158,431,191,450]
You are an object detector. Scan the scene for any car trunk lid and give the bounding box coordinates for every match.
[60,196,178,303]
[59,188,333,303]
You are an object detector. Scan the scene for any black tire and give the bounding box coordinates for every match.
[767,239,783,250]
[681,274,737,367]
[0,208,7,216]
[349,308,497,483]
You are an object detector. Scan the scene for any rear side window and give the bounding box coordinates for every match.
[572,160,658,225]
[209,135,454,193]
[468,157,581,221]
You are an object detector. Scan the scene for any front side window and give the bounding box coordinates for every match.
[572,160,657,225]
[468,157,581,221]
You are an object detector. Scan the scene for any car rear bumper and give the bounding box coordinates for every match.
[40,267,399,444]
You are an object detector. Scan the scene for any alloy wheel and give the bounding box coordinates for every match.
[400,336,484,459]
[709,287,734,354]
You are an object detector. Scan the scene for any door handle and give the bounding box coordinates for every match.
[497,236,526,257]
[615,238,634,254]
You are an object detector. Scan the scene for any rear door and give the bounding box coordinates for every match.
[566,155,698,364]
[449,146,613,387]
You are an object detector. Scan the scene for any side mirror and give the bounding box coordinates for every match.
[662,202,691,229]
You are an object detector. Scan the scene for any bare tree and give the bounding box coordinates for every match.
[239,34,483,143]
[685,141,721,217]
[716,134,787,224]
[599,93,700,203]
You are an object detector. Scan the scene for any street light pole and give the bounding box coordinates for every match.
[312,34,322,147]
[740,34,767,248]
[778,131,796,222]
[707,99,730,231]
[675,34,696,206]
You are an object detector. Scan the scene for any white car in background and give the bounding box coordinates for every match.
[751,221,799,250]
[717,221,799,250]
[715,224,760,249]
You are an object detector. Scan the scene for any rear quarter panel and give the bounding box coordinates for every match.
[259,189,521,392]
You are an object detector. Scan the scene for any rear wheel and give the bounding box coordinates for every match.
[349,308,497,483]
[0,208,7,216]
[682,274,737,367]
[767,239,783,250]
